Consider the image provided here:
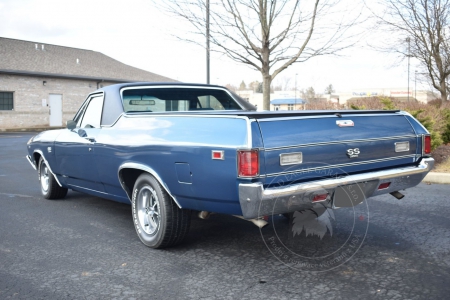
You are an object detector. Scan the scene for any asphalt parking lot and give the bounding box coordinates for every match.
[1,132,450,299]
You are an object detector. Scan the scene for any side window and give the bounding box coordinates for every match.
[197,95,224,110]
[80,96,103,128]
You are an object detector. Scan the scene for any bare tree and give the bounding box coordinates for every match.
[161,0,363,109]
[301,86,316,102]
[374,0,450,101]
[324,84,335,94]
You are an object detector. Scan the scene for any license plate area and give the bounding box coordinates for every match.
[333,181,378,208]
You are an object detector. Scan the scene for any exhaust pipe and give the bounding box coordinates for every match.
[390,191,404,200]
[233,215,268,228]
[198,211,211,219]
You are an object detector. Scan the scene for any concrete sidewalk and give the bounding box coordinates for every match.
[423,172,450,185]
[1,127,64,132]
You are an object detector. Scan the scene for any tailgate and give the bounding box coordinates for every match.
[257,114,419,183]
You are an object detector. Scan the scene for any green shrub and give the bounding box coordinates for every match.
[409,109,443,150]
[442,108,450,145]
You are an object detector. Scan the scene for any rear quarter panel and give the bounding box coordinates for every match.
[95,115,250,215]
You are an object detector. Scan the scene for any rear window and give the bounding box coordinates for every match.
[122,87,242,113]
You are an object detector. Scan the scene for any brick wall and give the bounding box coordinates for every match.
[0,74,114,129]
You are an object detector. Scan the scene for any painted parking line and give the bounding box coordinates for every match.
[0,192,32,198]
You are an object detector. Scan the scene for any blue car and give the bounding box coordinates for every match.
[26,82,434,248]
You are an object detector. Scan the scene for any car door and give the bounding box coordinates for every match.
[55,93,105,192]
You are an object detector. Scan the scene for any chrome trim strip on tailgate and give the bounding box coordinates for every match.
[265,135,418,151]
[239,157,434,219]
[264,154,416,178]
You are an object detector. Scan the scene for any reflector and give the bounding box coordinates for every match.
[312,193,328,202]
[378,182,391,190]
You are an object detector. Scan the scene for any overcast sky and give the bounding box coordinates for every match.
[0,0,427,93]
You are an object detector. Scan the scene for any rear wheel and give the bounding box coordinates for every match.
[38,157,68,199]
[132,173,191,248]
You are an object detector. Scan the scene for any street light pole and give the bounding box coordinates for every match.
[407,37,410,102]
[206,0,210,85]
[415,70,417,100]
[295,73,298,110]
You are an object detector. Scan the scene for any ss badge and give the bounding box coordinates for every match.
[346,148,360,158]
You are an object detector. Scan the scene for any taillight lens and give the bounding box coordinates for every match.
[423,135,431,155]
[237,150,259,177]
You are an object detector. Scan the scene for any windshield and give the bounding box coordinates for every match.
[122,87,242,113]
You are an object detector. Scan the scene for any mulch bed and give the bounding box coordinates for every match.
[431,144,450,165]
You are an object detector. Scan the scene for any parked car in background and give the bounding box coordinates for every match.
[26,83,434,248]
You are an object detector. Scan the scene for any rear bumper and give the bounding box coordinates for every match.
[238,157,434,219]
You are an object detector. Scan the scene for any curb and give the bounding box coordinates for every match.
[423,172,450,185]
[0,127,64,132]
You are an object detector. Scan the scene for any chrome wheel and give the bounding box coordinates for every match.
[40,163,50,192]
[137,186,160,235]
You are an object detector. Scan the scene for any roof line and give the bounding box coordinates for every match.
[0,36,95,52]
[0,69,137,83]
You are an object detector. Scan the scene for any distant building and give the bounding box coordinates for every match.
[270,98,306,111]
[0,37,175,129]
[337,88,439,104]
[236,90,304,110]
[237,87,441,111]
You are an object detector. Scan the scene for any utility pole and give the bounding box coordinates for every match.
[407,37,410,102]
[295,73,298,110]
[206,0,210,84]
[415,70,417,100]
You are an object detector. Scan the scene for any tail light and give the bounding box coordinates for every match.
[423,135,431,155]
[237,150,259,177]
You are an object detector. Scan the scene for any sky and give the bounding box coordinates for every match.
[0,0,428,94]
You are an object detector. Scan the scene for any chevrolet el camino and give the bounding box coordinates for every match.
[26,83,434,248]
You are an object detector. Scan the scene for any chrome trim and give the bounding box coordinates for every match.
[279,152,303,166]
[264,154,416,178]
[336,120,354,127]
[246,118,253,148]
[68,184,110,195]
[265,135,418,151]
[118,162,182,208]
[26,155,37,170]
[394,141,410,152]
[34,150,63,187]
[257,113,401,122]
[239,157,434,219]
[120,85,246,111]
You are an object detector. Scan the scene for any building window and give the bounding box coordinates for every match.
[288,104,294,110]
[0,92,13,110]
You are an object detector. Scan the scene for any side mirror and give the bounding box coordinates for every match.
[67,120,76,130]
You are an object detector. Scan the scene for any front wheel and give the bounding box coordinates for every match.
[132,173,191,248]
[38,157,68,199]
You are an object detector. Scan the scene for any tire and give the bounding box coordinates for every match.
[132,173,191,249]
[38,157,68,200]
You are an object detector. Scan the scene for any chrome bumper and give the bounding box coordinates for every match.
[238,157,434,219]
